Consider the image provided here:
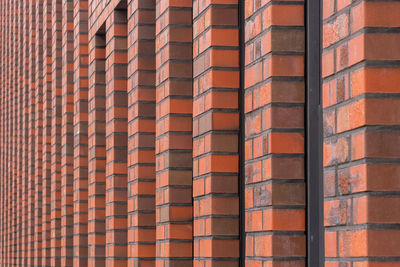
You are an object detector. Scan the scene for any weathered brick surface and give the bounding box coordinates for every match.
[105,9,129,266]
[127,1,156,266]
[192,1,240,266]
[73,0,89,265]
[42,0,53,264]
[61,0,74,265]
[1,0,400,266]
[34,1,43,265]
[16,0,24,264]
[51,1,62,265]
[154,1,193,266]
[11,1,17,264]
[88,31,107,267]
[28,0,37,265]
[322,0,400,265]
[244,0,306,265]
[22,0,31,264]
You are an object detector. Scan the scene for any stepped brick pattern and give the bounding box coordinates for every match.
[322,0,400,265]
[0,0,399,266]
[244,1,306,265]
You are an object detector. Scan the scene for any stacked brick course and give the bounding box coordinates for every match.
[0,0,399,266]
[323,0,400,265]
[244,0,306,265]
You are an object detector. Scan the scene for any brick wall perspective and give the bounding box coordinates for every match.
[0,0,399,266]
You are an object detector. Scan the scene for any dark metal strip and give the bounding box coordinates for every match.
[306,0,324,265]
[238,0,245,266]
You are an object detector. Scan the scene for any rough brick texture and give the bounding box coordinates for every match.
[0,0,399,266]
[42,0,53,264]
[73,0,89,265]
[322,0,400,265]
[61,0,74,265]
[244,0,306,265]
[192,1,240,266]
[155,0,193,266]
[127,1,156,266]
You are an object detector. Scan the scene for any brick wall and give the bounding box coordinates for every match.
[0,0,399,266]
[322,0,400,265]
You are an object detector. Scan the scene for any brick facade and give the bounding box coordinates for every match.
[322,0,400,265]
[0,0,399,266]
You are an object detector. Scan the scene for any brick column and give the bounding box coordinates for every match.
[0,1,4,262]
[16,0,24,264]
[4,1,10,262]
[88,32,106,267]
[14,0,20,262]
[244,1,306,266]
[3,2,8,264]
[73,0,89,265]
[61,0,74,265]
[1,0,5,256]
[105,9,129,266]
[0,0,3,260]
[10,1,17,265]
[155,0,193,266]
[322,0,400,265]
[0,1,3,263]
[10,1,17,263]
[42,0,53,264]
[34,0,44,265]
[21,0,30,264]
[3,1,8,262]
[50,0,62,265]
[28,0,37,264]
[1,1,6,262]
[127,1,156,265]
[192,1,240,266]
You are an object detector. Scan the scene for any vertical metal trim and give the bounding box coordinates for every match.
[306,0,324,265]
[238,0,245,266]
